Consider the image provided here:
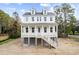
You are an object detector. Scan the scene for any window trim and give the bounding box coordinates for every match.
[50,27,53,32]
[50,17,52,21]
[40,17,41,21]
[44,27,47,33]
[32,17,34,21]
[55,26,56,32]
[44,17,46,21]
[38,27,40,33]
[26,17,28,21]
[37,17,39,21]
[26,27,28,33]
[32,27,35,33]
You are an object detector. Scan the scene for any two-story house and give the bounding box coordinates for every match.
[21,8,58,48]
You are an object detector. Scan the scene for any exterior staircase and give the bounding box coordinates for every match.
[41,36,58,48]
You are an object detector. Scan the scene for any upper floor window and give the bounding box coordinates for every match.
[40,17,41,21]
[32,27,35,33]
[44,27,47,33]
[50,27,53,32]
[38,27,40,33]
[26,27,28,33]
[32,17,34,21]
[26,17,28,21]
[37,17,39,21]
[44,10,46,14]
[44,17,46,21]
[55,26,56,32]
[50,17,53,21]
[32,10,34,14]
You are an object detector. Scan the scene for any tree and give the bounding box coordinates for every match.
[54,6,63,36]
[54,3,76,37]
[61,3,74,34]
[9,12,21,38]
[0,10,12,34]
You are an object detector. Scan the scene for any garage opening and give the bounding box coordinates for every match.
[30,37,35,46]
[24,37,28,44]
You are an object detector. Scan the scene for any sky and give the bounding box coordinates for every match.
[0,3,79,20]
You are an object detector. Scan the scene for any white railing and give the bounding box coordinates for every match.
[41,35,58,48]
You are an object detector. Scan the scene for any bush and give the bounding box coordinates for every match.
[9,32,20,39]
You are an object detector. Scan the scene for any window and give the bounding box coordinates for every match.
[50,37,55,41]
[26,17,28,21]
[26,27,28,33]
[50,27,53,32]
[37,17,39,21]
[44,27,47,33]
[44,17,46,21]
[32,17,34,21]
[40,17,41,21]
[24,38,28,44]
[32,27,35,33]
[50,17,52,21]
[55,26,56,32]
[38,27,40,33]
[44,10,46,14]
[32,10,34,14]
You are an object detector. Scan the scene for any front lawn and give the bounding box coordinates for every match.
[0,35,15,45]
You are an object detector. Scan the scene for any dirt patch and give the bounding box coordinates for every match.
[0,36,9,41]
[0,38,79,55]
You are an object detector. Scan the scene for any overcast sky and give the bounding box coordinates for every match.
[0,3,79,20]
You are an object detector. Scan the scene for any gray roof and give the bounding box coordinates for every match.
[23,12,54,16]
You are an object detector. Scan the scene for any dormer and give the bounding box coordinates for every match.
[42,9,47,15]
[31,8,36,15]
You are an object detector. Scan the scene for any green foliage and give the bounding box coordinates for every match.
[54,3,76,36]
[9,12,21,39]
[0,10,21,39]
[0,10,12,34]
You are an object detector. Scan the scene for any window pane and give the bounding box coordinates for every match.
[50,27,53,32]
[38,27,40,33]
[32,10,34,14]
[44,17,46,21]
[37,17,39,21]
[40,17,41,21]
[44,27,47,33]
[32,27,35,33]
[50,17,52,21]
[24,38,28,44]
[44,10,46,14]
[32,17,34,21]
[26,27,28,33]
[55,26,56,32]
[26,17,28,21]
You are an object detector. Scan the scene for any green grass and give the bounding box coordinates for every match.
[0,38,12,45]
[68,37,79,42]
[0,37,16,45]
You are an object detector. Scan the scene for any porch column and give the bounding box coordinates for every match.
[28,37,30,46]
[41,25,43,35]
[28,25,30,35]
[35,25,37,36]
[56,37,58,47]
[41,39,44,46]
[35,38,37,47]
[48,25,50,34]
